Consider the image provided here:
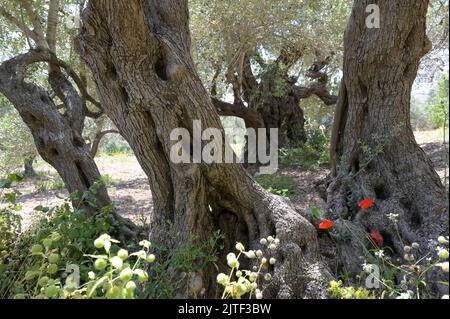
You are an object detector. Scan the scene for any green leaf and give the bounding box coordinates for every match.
[34,205,50,212]
[311,207,323,219]
[5,192,16,204]
[7,174,23,183]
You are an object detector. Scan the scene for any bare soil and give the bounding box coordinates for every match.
[2,134,448,231]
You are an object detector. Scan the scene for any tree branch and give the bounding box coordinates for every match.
[46,0,60,53]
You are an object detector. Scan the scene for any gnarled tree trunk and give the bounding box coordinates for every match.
[327,0,448,297]
[78,0,330,298]
[0,51,110,212]
[213,52,338,149]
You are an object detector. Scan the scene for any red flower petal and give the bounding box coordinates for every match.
[319,220,335,230]
[359,199,374,209]
[370,230,384,247]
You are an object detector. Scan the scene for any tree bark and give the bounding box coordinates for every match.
[78,0,330,298]
[327,0,448,297]
[90,130,120,158]
[24,157,37,178]
[0,51,111,213]
[214,53,338,149]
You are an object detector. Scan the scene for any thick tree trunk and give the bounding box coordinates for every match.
[328,0,448,297]
[78,0,330,298]
[0,51,110,212]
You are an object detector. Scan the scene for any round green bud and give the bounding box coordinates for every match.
[25,271,37,281]
[235,242,245,252]
[47,264,58,275]
[94,258,107,270]
[146,254,156,263]
[94,239,105,249]
[38,276,49,287]
[31,244,43,255]
[438,249,449,260]
[126,281,137,292]
[45,285,59,298]
[48,253,59,264]
[120,268,133,283]
[117,249,129,261]
[134,269,149,282]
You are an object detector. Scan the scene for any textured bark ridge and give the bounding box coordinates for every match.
[328,0,448,297]
[77,0,331,298]
[0,51,110,212]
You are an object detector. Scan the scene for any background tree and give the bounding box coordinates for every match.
[327,0,448,297]
[0,97,37,177]
[189,0,349,148]
[0,0,115,216]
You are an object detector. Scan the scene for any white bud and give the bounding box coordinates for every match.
[235,243,245,252]
[217,273,229,286]
[438,236,448,245]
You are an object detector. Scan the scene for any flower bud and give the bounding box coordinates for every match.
[217,273,229,286]
[438,249,449,260]
[235,242,245,252]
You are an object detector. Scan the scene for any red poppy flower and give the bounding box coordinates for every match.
[319,220,335,230]
[370,230,384,247]
[359,199,375,209]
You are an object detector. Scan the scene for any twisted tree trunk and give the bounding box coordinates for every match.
[0,51,110,212]
[78,0,330,298]
[327,0,448,297]
[213,53,338,149]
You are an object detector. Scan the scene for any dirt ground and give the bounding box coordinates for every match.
[2,131,448,231]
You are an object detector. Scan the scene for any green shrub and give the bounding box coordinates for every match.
[428,74,449,129]
[0,193,119,298]
[34,174,66,193]
[280,130,330,171]
[256,175,294,198]
[0,174,24,266]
